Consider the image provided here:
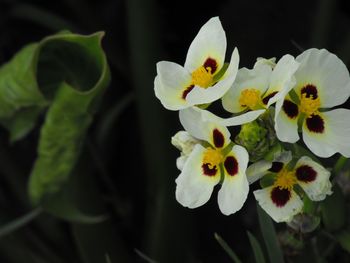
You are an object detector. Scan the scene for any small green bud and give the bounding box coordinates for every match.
[235,110,277,162]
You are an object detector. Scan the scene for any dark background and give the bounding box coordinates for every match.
[0,0,349,262]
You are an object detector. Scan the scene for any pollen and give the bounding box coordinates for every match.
[239,89,262,110]
[299,93,321,117]
[203,148,224,169]
[273,169,297,191]
[191,66,214,88]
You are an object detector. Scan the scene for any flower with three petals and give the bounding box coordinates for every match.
[174,107,249,215]
[275,48,350,157]
[248,152,332,222]
[154,17,239,110]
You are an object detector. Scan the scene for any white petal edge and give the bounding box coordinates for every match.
[222,64,272,113]
[200,108,266,127]
[186,48,239,105]
[246,160,272,184]
[266,54,300,107]
[295,48,350,108]
[218,145,249,215]
[179,107,231,147]
[184,17,226,73]
[175,144,220,208]
[295,156,332,201]
[302,109,350,158]
[254,187,303,223]
[155,62,192,110]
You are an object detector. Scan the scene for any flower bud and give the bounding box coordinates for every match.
[235,111,277,162]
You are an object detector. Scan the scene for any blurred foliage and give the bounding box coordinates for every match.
[0,0,349,263]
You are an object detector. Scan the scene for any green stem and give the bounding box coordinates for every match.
[333,155,348,175]
[0,207,43,238]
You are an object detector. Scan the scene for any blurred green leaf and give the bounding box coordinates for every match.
[0,43,48,140]
[19,32,110,205]
[214,233,242,263]
[321,184,346,232]
[336,228,350,253]
[43,187,108,224]
[247,231,266,263]
[333,156,349,175]
[257,204,285,263]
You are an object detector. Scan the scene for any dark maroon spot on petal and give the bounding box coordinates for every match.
[282,100,299,119]
[268,162,284,173]
[224,156,239,176]
[202,163,218,176]
[296,165,317,183]
[203,57,218,74]
[182,85,194,100]
[213,129,225,148]
[301,84,318,99]
[262,91,278,105]
[306,114,324,133]
[271,187,291,207]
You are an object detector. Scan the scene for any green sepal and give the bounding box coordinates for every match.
[213,63,229,82]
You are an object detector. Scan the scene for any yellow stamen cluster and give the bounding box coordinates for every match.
[274,169,297,191]
[299,93,321,117]
[239,88,262,110]
[203,148,224,169]
[191,66,213,88]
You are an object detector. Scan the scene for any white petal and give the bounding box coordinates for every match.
[222,63,272,113]
[218,145,249,215]
[245,151,292,185]
[266,54,299,107]
[184,17,226,73]
[186,48,239,105]
[175,144,220,208]
[176,156,187,171]
[302,109,350,158]
[155,62,192,110]
[274,98,300,143]
[179,107,231,148]
[295,156,332,201]
[254,187,303,223]
[203,110,265,126]
[295,48,350,108]
[246,160,272,184]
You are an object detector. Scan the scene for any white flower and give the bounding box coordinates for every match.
[154,17,239,110]
[175,107,249,215]
[220,54,299,125]
[275,48,350,158]
[251,154,332,223]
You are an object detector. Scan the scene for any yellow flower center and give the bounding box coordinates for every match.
[239,89,262,110]
[273,169,297,191]
[203,148,224,169]
[191,66,214,88]
[299,93,320,117]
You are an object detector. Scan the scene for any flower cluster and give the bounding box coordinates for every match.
[154,17,350,222]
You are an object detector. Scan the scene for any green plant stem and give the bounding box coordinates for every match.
[214,233,242,263]
[0,207,42,238]
[333,155,348,175]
